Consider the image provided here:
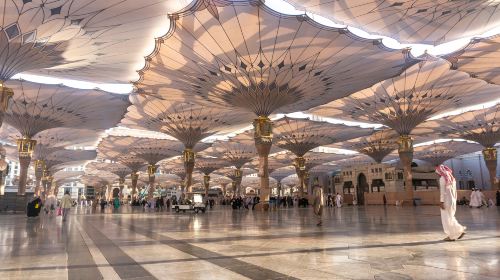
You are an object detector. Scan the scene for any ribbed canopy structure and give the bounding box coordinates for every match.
[445,36,500,85]
[132,137,209,197]
[123,95,251,191]
[215,167,257,195]
[136,0,415,114]
[97,135,140,161]
[117,155,148,196]
[205,137,257,169]
[41,149,96,195]
[273,116,371,196]
[134,0,416,201]
[329,129,433,164]
[195,157,228,195]
[274,116,373,157]
[333,154,373,168]
[85,162,131,185]
[418,105,500,189]
[331,129,399,164]
[5,80,128,137]
[270,166,296,195]
[159,157,188,192]
[309,59,500,198]
[206,138,257,193]
[274,151,346,196]
[0,0,191,83]
[2,80,127,195]
[271,166,296,183]
[413,141,482,166]
[285,0,500,45]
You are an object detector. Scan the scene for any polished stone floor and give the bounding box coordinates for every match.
[0,205,498,280]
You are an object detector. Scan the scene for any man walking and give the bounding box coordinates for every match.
[436,165,466,241]
[60,191,72,222]
[312,179,324,226]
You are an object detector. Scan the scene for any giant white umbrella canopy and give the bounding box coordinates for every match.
[195,157,229,196]
[417,105,500,189]
[41,149,96,195]
[397,140,482,167]
[309,59,500,199]
[132,137,209,197]
[445,36,500,85]
[273,116,372,196]
[285,0,500,45]
[0,0,190,129]
[159,157,188,192]
[116,155,148,197]
[122,95,253,192]
[29,128,100,193]
[330,129,400,164]
[281,174,300,190]
[332,154,374,168]
[52,168,84,195]
[97,135,141,161]
[270,166,296,195]
[134,0,417,201]
[0,0,192,83]
[242,175,277,190]
[3,80,128,195]
[215,167,257,195]
[329,129,435,164]
[211,175,233,195]
[85,161,131,197]
[202,133,260,194]
[97,135,152,197]
[273,150,349,196]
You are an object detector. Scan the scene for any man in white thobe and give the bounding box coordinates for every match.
[436,165,466,241]
[469,189,481,208]
[312,182,324,226]
[335,193,342,208]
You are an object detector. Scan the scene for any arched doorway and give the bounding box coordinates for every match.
[357,173,369,205]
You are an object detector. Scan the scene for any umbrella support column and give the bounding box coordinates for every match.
[254,116,273,208]
[398,135,414,204]
[483,147,498,190]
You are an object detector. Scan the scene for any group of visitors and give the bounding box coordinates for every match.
[468,188,495,208]
[26,191,73,221]
[326,193,343,208]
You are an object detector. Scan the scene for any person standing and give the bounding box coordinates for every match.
[60,191,72,222]
[335,193,342,208]
[44,193,56,215]
[469,188,481,208]
[436,165,466,241]
[312,181,325,226]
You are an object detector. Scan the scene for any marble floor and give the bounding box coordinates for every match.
[0,205,498,280]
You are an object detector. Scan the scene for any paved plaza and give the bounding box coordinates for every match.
[0,205,498,280]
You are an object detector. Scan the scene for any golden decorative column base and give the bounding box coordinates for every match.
[483,147,498,190]
[131,172,139,197]
[34,160,45,197]
[253,116,272,202]
[147,164,157,198]
[293,156,306,197]
[183,148,195,190]
[204,174,210,196]
[16,138,36,196]
[0,83,13,126]
[397,135,414,200]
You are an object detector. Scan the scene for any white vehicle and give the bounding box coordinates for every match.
[172,194,206,213]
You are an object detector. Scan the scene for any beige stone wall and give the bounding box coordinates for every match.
[364,190,498,206]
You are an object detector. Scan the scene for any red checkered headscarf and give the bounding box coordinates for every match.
[435,164,454,186]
